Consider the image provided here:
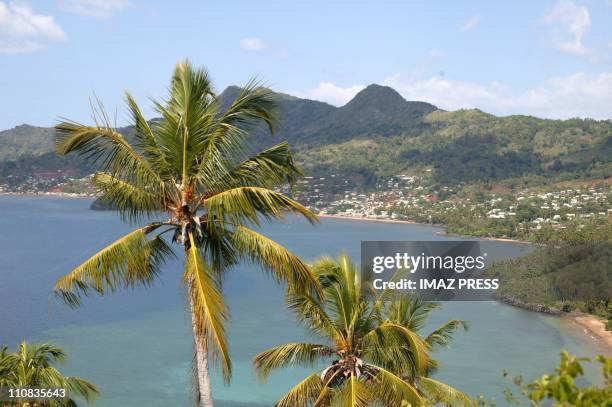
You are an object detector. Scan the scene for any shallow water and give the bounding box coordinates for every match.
[0,196,606,406]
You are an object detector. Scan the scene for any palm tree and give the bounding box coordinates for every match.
[253,254,473,406]
[53,60,320,407]
[0,341,98,406]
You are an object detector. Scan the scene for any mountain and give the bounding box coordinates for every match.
[0,125,55,161]
[0,84,610,188]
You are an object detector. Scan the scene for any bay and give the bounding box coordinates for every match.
[0,196,606,406]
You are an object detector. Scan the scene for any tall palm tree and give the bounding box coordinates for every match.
[53,60,320,407]
[0,341,98,406]
[253,254,473,406]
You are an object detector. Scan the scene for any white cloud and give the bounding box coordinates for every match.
[240,37,265,51]
[382,72,612,120]
[296,82,366,106]
[0,1,66,53]
[58,0,129,19]
[544,0,590,55]
[459,15,481,32]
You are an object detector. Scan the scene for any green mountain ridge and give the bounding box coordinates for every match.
[1,84,610,188]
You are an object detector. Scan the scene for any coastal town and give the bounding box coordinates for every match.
[294,172,612,239]
[2,170,611,240]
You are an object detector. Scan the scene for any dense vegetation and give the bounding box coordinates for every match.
[484,219,612,323]
[481,351,612,407]
[0,341,99,406]
[1,84,610,191]
[254,254,471,407]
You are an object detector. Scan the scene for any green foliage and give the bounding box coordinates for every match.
[0,341,99,406]
[52,61,319,399]
[253,254,472,407]
[2,84,611,191]
[503,351,612,407]
[485,218,612,318]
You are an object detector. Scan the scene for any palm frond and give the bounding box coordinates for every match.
[183,233,231,382]
[286,291,342,340]
[335,374,369,407]
[368,364,424,407]
[418,377,475,406]
[92,172,163,221]
[217,81,279,135]
[54,228,172,306]
[204,186,318,226]
[124,92,171,177]
[425,320,468,350]
[254,343,333,381]
[203,141,302,192]
[63,376,100,404]
[230,225,321,297]
[0,342,99,404]
[275,373,324,407]
[364,323,430,375]
[55,120,162,187]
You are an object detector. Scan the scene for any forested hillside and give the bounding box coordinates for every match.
[1,84,610,189]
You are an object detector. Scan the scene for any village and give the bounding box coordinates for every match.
[294,172,612,236]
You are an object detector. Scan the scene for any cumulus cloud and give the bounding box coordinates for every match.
[459,15,481,32]
[0,1,66,53]
[58,0,129,19]
[544,0,590,55]
[240,37,265,51]
[296,82,366,106]
[382,72,612,120]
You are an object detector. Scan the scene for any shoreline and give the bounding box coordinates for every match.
[571,314,612,351]
[0,191,93,199]
[496,294,611,351]
[318,213,531,244]
[321,214,609,348]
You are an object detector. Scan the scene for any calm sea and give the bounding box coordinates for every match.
[0,196,607,406]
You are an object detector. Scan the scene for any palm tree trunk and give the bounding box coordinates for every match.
[190,296,214,407]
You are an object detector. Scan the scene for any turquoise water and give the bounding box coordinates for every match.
[0,196,607,406]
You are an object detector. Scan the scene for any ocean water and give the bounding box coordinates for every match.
[0,196,608,406]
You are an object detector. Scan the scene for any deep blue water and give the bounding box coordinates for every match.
[0,196,607,406]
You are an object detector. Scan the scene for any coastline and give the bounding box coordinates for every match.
[318,213,430,226]
[496,294,611,351]
[321,214,610,349]
[0,191,93,199]
[318,213,531,244]
[571,314,612,351]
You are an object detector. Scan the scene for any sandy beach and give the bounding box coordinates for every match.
[572,314,612,351]
[318,213,428,226]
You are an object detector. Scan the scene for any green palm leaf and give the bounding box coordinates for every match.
[183,233,231,382]
[418,377,475,406]
[54,228,172,306]
[275,373,324,407]
[231,225,321,296]
[0,342,99,405]
[92,172,163,221]
[204,186,318,226]
[367,323,431,375]
[425,320,468,350]
[254,343,334,380]
[204,141,301,191]
[55,120,162,187]
[336,374,369,407]
[369,364,423,407]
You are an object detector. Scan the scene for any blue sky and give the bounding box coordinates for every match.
[1,0,612,129]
